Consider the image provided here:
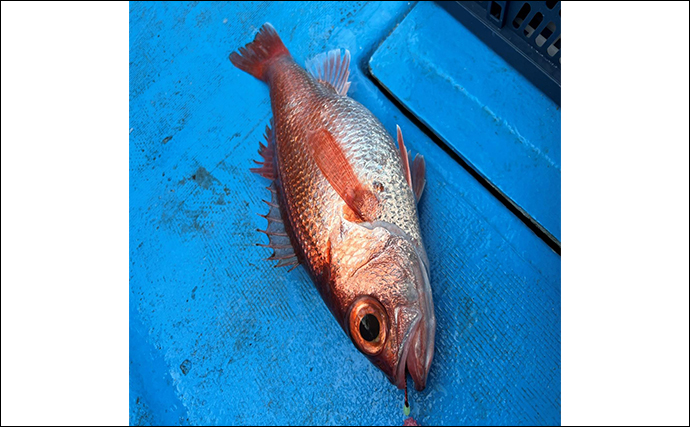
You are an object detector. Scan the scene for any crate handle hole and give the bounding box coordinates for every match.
[524,12,544,38]
[489,2,503,21]
[512,3,531,28]
[536,22,557,47]
[547,36,561,57]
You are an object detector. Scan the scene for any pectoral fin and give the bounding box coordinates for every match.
[307,127,379,222]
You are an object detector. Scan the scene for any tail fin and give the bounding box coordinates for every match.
[229,23,290,81]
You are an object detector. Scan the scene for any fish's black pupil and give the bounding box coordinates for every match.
[359,314,380,342]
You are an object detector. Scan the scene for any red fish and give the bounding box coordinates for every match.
[230,23,435,391]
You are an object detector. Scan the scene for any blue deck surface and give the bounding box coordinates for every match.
[370,2,561,243]
[129,2,561,425]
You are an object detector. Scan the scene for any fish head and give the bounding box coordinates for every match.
[332,220,435,391]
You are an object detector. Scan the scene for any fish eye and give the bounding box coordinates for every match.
[360,314,380,341]
[348,296,388,355]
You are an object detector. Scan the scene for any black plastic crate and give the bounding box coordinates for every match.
[438,1,561,105]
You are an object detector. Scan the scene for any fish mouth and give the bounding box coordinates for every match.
[394,317,433,392]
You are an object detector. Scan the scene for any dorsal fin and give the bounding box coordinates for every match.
[251,120,300,270]
[250,120,277,180]
[307,127,379,221]
[256,183,300,270]
[396,125,426,203]
[305,49,351,96]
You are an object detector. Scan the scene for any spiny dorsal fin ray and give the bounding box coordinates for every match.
[256,182,300,268]
[305,49,351,96]
[250,120,277,180]
[252,121,301,270]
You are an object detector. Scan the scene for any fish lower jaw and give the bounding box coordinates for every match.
[393,320,420,390]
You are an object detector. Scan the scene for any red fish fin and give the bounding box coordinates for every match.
[229,23,290,82]
[250,120,277,180]
[308,128,378,221]
[397,125,426,203]
[256,182,300,270]
[305,49,351,95]
[411,153,426,202]
[396,125,413,188]
[251,121,300,269]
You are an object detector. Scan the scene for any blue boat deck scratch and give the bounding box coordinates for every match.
[130,1,561,425]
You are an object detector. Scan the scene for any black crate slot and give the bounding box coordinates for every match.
[547,36,560,57]
[513,3,531,29]
[524,12,544,38]
[536,21,556,47]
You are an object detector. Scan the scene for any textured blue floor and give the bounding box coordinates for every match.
[129,2,560,425]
